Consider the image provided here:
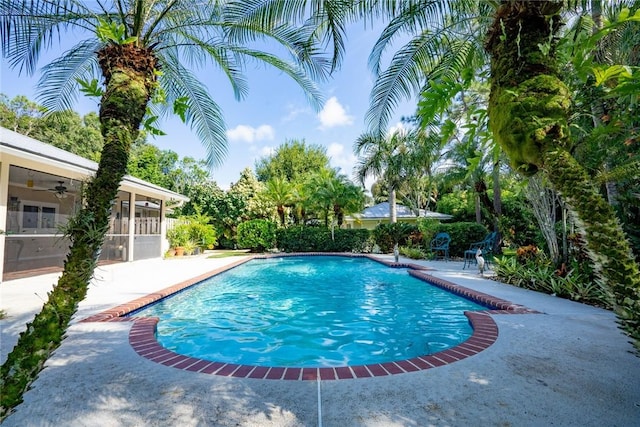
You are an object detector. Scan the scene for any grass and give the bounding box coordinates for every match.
[206,249,251,258]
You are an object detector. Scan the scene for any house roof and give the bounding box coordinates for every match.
[0,126,188,203]
[357,202,452,220]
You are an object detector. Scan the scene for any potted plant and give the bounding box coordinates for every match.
[167,223,190,256]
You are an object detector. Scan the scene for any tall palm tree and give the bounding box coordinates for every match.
[0,0,331,416]
[485,0,640,351]
[354,128,423,223]
[357,0,639,353]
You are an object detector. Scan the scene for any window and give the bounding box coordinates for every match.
[19,200,59,233]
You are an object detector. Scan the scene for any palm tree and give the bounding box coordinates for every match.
[354,130,406,223]
[485,0,640,351]
[313,171,365,227]
[356,0,639,353]
[0,0,331,416]
[264,177,295,227]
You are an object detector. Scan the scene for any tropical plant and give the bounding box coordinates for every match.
[354,128,425,223]
[307,169,365,227]
[264,177,295,227]
[166,222,191,249]
[372,222,416,253]
[484,1,640,351]
[0,0,331,417]
[399,246,426,260]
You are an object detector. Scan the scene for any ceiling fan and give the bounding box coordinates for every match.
[36,181,68,198]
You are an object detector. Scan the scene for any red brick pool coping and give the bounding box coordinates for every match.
[80,253,539,380]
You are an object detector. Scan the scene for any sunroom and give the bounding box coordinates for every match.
[0,127,188,281]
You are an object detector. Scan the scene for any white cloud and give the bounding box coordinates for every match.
[255,125,275,141]
[318,97,354,129]
[226,124,275,143]
[327,142,358,178]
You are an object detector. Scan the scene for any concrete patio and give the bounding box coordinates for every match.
[1,254,638,426]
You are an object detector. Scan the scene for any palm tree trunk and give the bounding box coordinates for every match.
[0,43,157,418]
[389,186,397,223]
[543,149,640,348]
[486,1,640,352]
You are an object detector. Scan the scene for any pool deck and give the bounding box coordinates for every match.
[1,253,639,426]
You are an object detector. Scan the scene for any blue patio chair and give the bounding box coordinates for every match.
[430,232,451,261]
[463,231,498,269]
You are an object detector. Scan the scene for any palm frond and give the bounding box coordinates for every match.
[35,39,102,113]
[365,33,444,133]
[225,21,332,83]
[368,0,487,76]
[227,45,325,111]
[160,52,228,168]
[159,32,250,101]
[0,0,98,75]
[224,0,355,73]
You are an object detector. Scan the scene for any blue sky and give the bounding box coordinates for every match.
[0,23,415,190]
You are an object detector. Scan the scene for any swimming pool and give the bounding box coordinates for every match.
[133,255,487,367]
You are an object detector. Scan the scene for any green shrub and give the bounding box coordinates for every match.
[328,229,372,252]
[416,221,488,257]
[399,246,426,259]
[417,219,441,245]
[237,219,276,252]
[188,222,217,249]
[276,226,321,252]
[372,223,417,253]
[167,223,191,248]
[276,226,371,252]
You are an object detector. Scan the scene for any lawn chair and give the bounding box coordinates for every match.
[430,232,451,261]
[463,231,497,269]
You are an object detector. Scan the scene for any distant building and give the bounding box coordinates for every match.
[344,202,452,230]
[0,127,188,281]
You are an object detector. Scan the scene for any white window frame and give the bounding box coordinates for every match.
[18,199,60,233]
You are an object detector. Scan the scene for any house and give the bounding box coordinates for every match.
[0,127,188,281]
[343,201,452,230]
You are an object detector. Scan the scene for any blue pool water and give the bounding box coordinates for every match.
[136,256,486,367]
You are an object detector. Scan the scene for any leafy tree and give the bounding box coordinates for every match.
[1,94,104,161]
[179,180,244,249]
[228,168,272,221]
[255,139,330,182]
[127,142,167,185]
[0,94,46,136]
[0,0,330,416]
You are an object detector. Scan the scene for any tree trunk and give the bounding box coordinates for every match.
[389,186,397,223]
[277,205,285,226]
[0,43,157,418]
[486,1,640,352]
[543,149,640,349]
